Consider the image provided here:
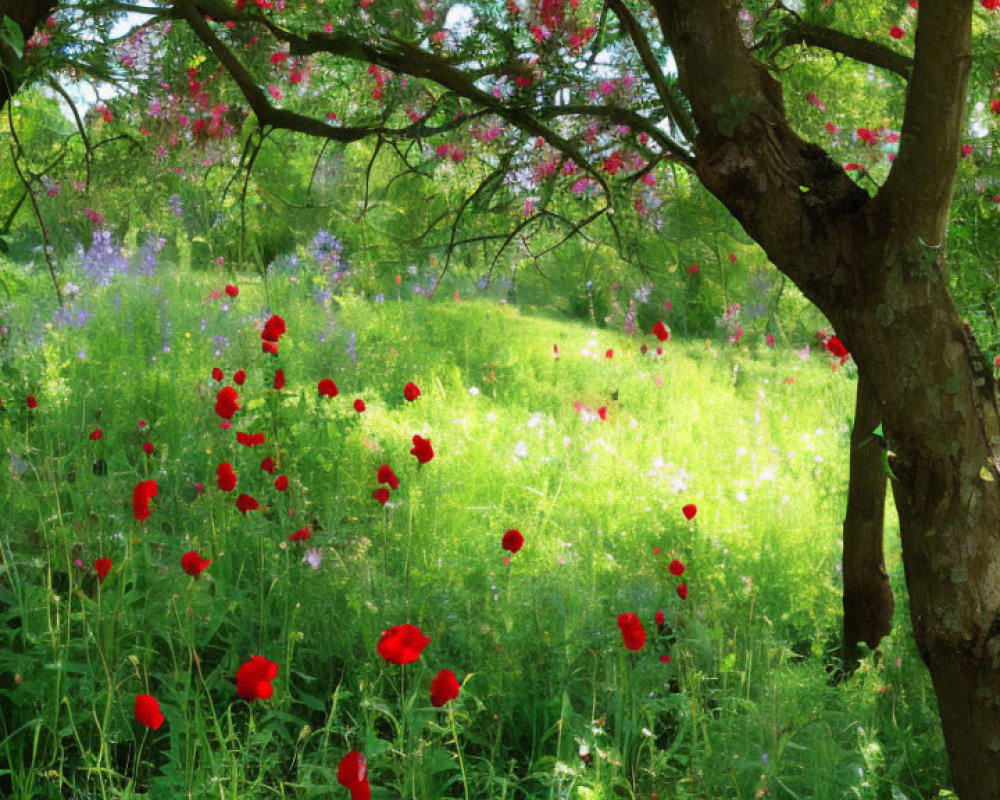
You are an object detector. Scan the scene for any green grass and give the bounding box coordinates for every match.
[0,263,949,799]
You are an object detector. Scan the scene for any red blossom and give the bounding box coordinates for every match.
[27,395,38,409]
[617,612,646,652]
[273,369,285,391]
[133,479,158,521]
[376,623,430,664]
[236,655,278,701]
[353,398,366,413]
[318,378,339,398]
[95,557,112,583]
[215,386,240,420]
[669,559,686,577]
[224,284,239,297]
[261,457,275,473]
[677,583,689,600]
[274,475,289,491]
[502,528,524,553]
[430,668,461,707]
[652,321,670,342]
[142,441,155,456]
[336,751,371,800]
[236,431,266,447]
[377,464,399,489]
[373,486,390,504]
[234,369,247,385]
[682,504,697,521]
[654,609,666,627]
[410,435,434,464]
[403,381,421,402]
[889,26,905,39]
[236,493,260,514]
[261,314,286,342]
[181,550,212,578]
[135,694,165,730]
[89,428,103,441]
[216,462,237,492]
[212,367,224,381]
[290,527,311,542]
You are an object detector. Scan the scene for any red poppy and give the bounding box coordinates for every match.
[260,457,275,473]
[137,419,147,429]
[290,527,311,542]
[273,369,285,391]
[224,284,239,297]
[617,613,646,652]
[682,504,697,521]
[652,545,661,555]
[233,369,247,385]
[353,398,365,413]
[659,654,672,663]
[89,428,103,441]
[27,395,37,409]
[373,487,390,504]
[336,751,371,800]
[142,441,155,456]
[261,314,286,342]
[216,462,237,492]
[654,609,665,627]
[274,475,289,491]
[403,382,421,402]
[430,668,461,707]
[236,431,266,447]
[236,655,278,701]
[181,550,212,578]
[677,583,689,600]
[502,529,524,553]
[236,493,260,514]
[212,366,224,381]
[605,349,614,359]
[135,694,165,730]
[133,479,158,521]
[215,386,240,420]
[825,335,849,360]
[652,321,669,342]
[196,482,205,494]
[410,435,434,464]
[597,406,607,421]
[376,623,430,664]
[889,25,904,39]
[95,557,112,583]
[318,378,339,398]
[262,341,278,355]
[377,465,399,490]
[669,559,685,577]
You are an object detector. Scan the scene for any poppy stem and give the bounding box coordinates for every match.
[448,705,470,800]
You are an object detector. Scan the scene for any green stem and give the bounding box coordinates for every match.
[448,705,470,800]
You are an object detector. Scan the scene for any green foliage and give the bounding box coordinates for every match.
[0,259,950,799]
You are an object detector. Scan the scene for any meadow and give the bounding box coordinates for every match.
[0,254,951,799]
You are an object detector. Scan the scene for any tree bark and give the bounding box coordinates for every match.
[841,372,893,670]
[650,1,1000,795]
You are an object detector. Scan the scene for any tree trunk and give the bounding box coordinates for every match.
[841,371,893,669]
[0,0,57,114]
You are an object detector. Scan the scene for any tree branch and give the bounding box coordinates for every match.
[875,0,972,243]
[778,16,913,80]
[606,0,696,142]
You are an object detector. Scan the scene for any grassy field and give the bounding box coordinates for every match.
[0,260,950,799]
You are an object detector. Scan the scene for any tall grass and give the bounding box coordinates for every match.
[0,261,949,799]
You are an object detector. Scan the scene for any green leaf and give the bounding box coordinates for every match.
[881,449,898,481]
[1,15,26,59]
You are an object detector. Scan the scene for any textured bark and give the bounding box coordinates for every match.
[650,1,1000,795]
[841,372,893,669]
[0,0,57,114]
